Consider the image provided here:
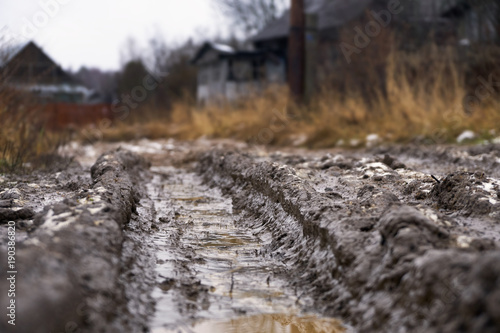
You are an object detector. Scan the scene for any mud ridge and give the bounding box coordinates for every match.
[0,149,155,333]
[197,150,500,333]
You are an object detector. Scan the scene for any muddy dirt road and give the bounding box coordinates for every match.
[148,166,346,332]
[1,139,500,333]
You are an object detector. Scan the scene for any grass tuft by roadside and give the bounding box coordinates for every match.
[0,89,70,173]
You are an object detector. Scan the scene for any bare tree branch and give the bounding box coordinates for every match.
[213,0,287,36]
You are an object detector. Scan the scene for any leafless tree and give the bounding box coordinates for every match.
[213,0,287,36]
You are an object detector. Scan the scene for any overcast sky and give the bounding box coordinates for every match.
[0,0,229,71]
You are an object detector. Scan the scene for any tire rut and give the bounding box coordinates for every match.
[147,166,346,333]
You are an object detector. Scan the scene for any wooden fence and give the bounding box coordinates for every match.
[42,103,114,129]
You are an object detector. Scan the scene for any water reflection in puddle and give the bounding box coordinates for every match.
[148,167,348,332]
[153,314,345,333]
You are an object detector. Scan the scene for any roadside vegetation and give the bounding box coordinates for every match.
[76,0,499,148]
[91,41,500,148]
[0,86,68,173]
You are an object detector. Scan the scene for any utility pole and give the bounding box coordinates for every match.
[305,13,318,102]
[288,0,305,103]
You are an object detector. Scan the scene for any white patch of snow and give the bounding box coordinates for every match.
[350,139,361,147]
[364,162,391,171]
[456,130,476,143]
[88,204,107,215]
[366,134,380,148]
[291,134,307,147]
[478,179,500,205]
[456,235,473,248]
[95,187,107,194]
[40,209,77,234]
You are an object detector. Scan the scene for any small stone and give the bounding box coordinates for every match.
[321,154,332,162]
[0,207,35,223]
[382,154,406,170]
[320,161,335,170]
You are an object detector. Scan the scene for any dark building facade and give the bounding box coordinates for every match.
[0,41,97,103]
[191,42,285,103]
[192,0,498,103]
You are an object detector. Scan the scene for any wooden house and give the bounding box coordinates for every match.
[0,41,111,128]
[192,0,498,103]
[0,41,99,103]
[191,42,285,104]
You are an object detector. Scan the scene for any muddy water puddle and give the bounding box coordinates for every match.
[153,314,345,333]
[147,166,347,333]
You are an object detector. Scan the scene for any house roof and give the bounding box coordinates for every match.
[0,40,64,71]
[191,42,234,64]
[251,0,373,42]
[0,41,30,67]
[211,43,236,54]
[1,40,78,83]
[1,40,97,95]
[191,42,266,65]
[251,0,472,43]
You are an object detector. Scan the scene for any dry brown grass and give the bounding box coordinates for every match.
[93,46,500,148]
[0,89,68,173]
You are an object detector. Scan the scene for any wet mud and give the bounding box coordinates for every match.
[1,140,500,332]
[197,144,500,333]
[154,313,345,333]
[0,149,156,333]
[147,166,348,332]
